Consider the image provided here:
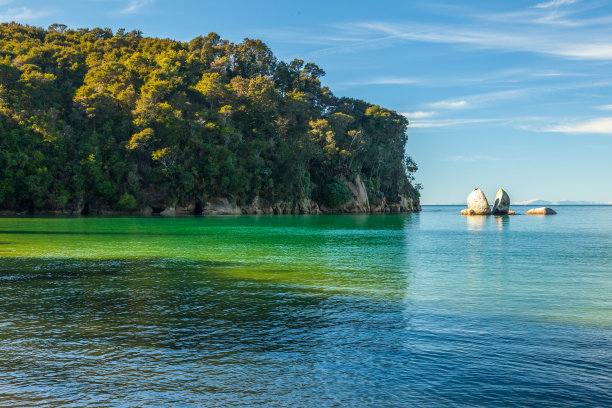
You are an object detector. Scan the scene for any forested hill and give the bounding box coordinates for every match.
[0,23,420,215]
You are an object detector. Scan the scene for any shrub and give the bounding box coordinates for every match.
[117,193,138,210]
[321,181,351,208]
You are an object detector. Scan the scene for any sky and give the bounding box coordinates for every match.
[2,0,612,204]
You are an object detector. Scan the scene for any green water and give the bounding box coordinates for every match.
[1,208,611,406]
[0,215,415,298]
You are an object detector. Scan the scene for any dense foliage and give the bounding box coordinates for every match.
[0,22,419,213]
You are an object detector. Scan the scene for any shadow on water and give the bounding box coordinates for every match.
[0,230,217,237]
[0,257,240,282]
[0,255,406,352]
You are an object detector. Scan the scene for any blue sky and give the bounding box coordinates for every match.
[3,0,612,204]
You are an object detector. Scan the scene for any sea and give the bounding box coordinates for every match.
[0,205,611,407]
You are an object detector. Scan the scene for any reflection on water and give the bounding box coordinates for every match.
[0,209,612,406]
[465,214,511,232]
[466,214,488,230]
[494,214,510,231]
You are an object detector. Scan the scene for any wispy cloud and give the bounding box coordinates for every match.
[427,89,530,110]
[595,104,612,110]
[337,19,612,60]
[338,77,421,86]
[429,100,468,109]
[0,6,49,21]
[409,118,500,128]
[545,117,612,134]
[402,111,435,119]
[533,0,578,9]
[120,0,153,14]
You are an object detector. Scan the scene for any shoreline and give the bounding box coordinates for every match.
[0,208,421,217]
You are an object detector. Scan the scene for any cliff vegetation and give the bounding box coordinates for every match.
[0,23,420,215]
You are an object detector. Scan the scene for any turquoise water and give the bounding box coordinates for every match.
[0,206,611,406]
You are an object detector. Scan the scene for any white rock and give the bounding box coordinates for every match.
[525,207,557,215]
[492,188,510,215]
[467,188,491,215]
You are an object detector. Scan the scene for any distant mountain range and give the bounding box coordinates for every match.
[427,200,612,206]
[511,200,612,206]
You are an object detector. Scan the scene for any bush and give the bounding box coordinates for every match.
[321,181,351,208]
[117,193,138,210]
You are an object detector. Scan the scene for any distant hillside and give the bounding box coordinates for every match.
[0,23,420,215]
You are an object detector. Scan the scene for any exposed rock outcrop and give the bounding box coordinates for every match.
[525,207,557,215]
[465,188,491,215]
[203,198,242,215]
[335,174,370,213]
[160,207,176,217]
[492,188,510,215]
[58,173,418,216]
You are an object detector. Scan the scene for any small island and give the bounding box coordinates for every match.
[0,23,420,215]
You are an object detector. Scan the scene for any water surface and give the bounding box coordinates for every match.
[1,206,611,406]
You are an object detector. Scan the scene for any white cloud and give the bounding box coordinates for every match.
[402,111,435,119]
[429,100,468,109]
[120,0,153,14]
[0,6,48,21]
[427,89,531,111]
[533,0,578,9]
[339,77,421,86]
[545,117,612,134]
[596,104,612,110]
[342,21,612,60]
[409,118,500,128]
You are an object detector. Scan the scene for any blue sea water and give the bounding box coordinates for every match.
[0,206,611,406]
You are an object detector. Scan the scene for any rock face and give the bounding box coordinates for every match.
[492,188,510,215]
[203,198,242,215]
[525,207,557,215]
[466,188,491,215]
[72,173,420,216]
[160,207,176,217]
[335,174,370,213]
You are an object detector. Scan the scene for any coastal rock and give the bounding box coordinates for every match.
[525,207,557,215]
[175,204,195,216]
[244,196,268,214]
[336,174,370,213]
[466,188,491,215]
[507,210,516,215]
[371,196,388,213]
[399,194,421,212]
[203,197,241,215]
[160,206,176,217]
[139,206,153,216]
[492,188,510,215]
[461,209,475,215]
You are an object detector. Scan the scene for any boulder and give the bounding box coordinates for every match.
[491,188,510,215]
[525,207,557,215]
[203,197,242,215]
[160,206,176,217]
[466,188,491,215]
